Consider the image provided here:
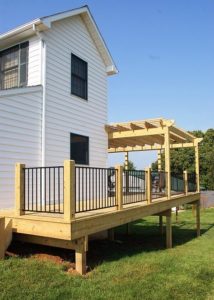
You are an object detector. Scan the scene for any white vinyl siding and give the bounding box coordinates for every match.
[28,35,42,86]
[0,86,42,208]
[43,15,108,167]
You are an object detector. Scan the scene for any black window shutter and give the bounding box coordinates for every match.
[19,42,29,87]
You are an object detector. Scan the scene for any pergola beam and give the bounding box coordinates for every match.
[170,126,195,142]
[108,142,196,153]
[108,127,166,140]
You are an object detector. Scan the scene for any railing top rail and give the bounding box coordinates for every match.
[24,166,64,170]
[75,166,116,170]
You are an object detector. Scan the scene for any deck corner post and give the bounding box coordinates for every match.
[115,165,123,210]
[64,160,75,222]
[166,209,172,248]
[75,237,87,275]
[15,163,25,216]
[184,170,188,195]
[146,167,152,204]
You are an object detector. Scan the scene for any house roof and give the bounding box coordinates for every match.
[0,6,118,76]
[106,118,203,152]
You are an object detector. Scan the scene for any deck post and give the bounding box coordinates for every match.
[166,209,172,248]
[108,228,115,241]
[159,215,164,235]
[15,163,25,216]
[196,200,200,237]
[146,167,152,204]
[126,223,131,235]
[184,170,188,195]
[64,160,75,222]
[195,144,200,193]
[115,165,123,210]
[0,217,5,259]
[75,237,87,275]
[164,127,171,199]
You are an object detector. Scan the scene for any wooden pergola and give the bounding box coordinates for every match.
[105,118,202,197]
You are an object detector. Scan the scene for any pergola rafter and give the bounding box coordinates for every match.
[106,118,203,196]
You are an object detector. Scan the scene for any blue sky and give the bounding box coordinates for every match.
[1,0,213,168]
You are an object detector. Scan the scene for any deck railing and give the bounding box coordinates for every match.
[23,166,64,214]
[75,167,117,213]
[15,161,200,219]
[188,173,197,192]
[171,173,185,194]
[151,171,167,199]
[123,170,146,204]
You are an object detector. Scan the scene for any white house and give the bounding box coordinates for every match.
[0,6,118,209]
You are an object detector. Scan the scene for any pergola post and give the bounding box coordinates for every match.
[158,150,162,171]
[125,152,129,194]
[195,143,200,192]
[124,152,129,170]
[164,127,171,199]
[183,170,188,195]
[146,167,152,204]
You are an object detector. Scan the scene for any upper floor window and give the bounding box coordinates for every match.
[0,41,29,90]
[71,54,88,100]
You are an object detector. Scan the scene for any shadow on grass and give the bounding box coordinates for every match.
[6,217,214,272]
[87,220,214,269]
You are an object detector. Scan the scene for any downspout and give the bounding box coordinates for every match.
[33,24,46,167]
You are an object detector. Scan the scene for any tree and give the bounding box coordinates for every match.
[151,129,214,190]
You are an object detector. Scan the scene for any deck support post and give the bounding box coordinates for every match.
[64,160,75,222]
[146,167,152,204]
[0,218,5,259]
[126,223,131,235]
[108,228,115,241]
[159,216,164,235]
[115,165,123,210]
[15,163,25,216]
[164,127,171,200]
[166,209,172,248]
[75,237,87,275]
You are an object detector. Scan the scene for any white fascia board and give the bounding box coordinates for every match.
[41,6,118,75]
[41,7,88,28]
[0,19,42,40]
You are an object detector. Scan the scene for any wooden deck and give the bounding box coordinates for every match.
[0,191,200,274]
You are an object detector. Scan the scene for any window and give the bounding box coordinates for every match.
[70,133,89,165]
[0,41,29,90]
[71,54,87,100]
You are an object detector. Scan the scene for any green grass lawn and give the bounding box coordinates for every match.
[0,208,214,300]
